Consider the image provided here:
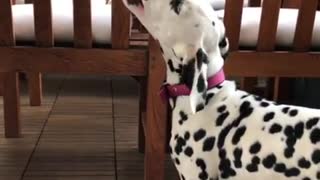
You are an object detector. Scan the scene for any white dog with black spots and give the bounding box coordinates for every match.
[122,0,320,179]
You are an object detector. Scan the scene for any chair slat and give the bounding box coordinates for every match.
[257,0,281,51]
[282,0,301,8]
[73,0,92,48]
[293,0,318,51]
[249,0,261,7]
[112,0,130,49]
[0,0,15,46]
[33,0,53,47]
[224,0,244,51]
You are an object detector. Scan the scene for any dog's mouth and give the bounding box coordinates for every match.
[125,0,143,6]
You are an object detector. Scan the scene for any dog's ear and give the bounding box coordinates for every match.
[182,48,209,114]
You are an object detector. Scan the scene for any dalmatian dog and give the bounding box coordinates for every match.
[122,0,320,179]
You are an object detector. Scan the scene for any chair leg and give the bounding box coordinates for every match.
[138,78,146,153]
[0,73,3,96]
[145,38,168,180]
[240,77,257,93]
[273,77,292,103]
[3,72,21,138]
[28,72,42,106]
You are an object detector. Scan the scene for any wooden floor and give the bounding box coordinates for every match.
[0,75,176,180]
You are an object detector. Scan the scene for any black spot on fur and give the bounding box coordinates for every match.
[282,107,290,114]
[232,101,253,127]
[167,59,175,72]
[198,171,208,180]
[241,94,249,99]
[219,37,227,48]
[310,128,320,144]
[285,167,300,177]
[232,126,247,145]
[196,158,207,170]
[175,137,186,155]
[260,101,270,107]
[264,112,275,122]
[274,163,286,173]
[182,59,195,89]
[217,105,227,113]
[219,158,236,178]
[249,141,261,154]
[289,109,298,117]
[233,148,242,168]
[298,158,311,169]
[175,158,180,165]
[269,123,283,134]
[284,126,294,136]
[184,132,190,140]
[203,137,216,151]
[263,154,276,169]
[311,149,320,164]
[170,0,184,15]
[216,112,229,126]
[219,149,227,159]
[303,177,311,180]
[284,147,295,158]
[194,129,206,142]
[317,172,320,179]
[252,156,260,164]
[181,174,185,180]
[196,48,209,66]
[306,117,319,129]
[212,21,215,26]
[184,147,194,157]
[178,111,188,125]
[217,125,232,149]
[197,74,206,92]
[205,93,214,105]
[294,122,304,139]
[246,163,258,172]
[286,136,297,147]
[196,104,205,112]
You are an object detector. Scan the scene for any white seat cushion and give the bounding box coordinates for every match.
[217,8,320,48]
[13,1,113,44]
[209,0,249,10]
[15,0,107,5]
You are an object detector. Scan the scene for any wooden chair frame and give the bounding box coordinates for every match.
[224,0,320,100]
[0,1,170,180]
[0,0,147,138]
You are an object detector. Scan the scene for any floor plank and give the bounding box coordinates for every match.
[112,77,178,180]
[0,75,63,180]
[24,76,115,179]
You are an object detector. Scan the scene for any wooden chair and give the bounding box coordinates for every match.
[0,0,148,137]
[0,0,42,106]
[0,1,169,180]
[225,0,320,101]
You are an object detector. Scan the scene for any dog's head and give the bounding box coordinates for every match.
[123,0,227,114]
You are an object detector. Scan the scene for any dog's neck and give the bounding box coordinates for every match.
[165,53,224,86]
[163,52,225,113]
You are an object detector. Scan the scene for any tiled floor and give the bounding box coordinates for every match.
[0,75,176,180]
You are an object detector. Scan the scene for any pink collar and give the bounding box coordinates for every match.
[160,69,225,102]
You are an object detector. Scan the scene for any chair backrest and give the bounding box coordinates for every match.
[0,0,131,49]
[224,0,319,52]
